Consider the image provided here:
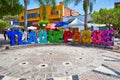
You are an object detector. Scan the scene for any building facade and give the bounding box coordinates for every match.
[19,2,80,26]
[114,0,120,8]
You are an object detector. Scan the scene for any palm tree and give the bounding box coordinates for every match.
[11,0,29,31]
[23,0,29,31]
[64,0,96,30]
[37,0,56,20]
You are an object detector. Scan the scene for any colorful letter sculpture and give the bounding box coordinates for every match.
[28,31,38,44]
[81,30,91,44]
[102,29,114,46]
[7,31,27,46]
[48,31,54,43]
[15,31,24,45]
[53,30,64,43]
[7,29,115,46]
[39,30,48,43]
[7,31,16,46]
[64,30,72,43]
[48,30,64,43]
[92,30,102,45]
[72,29,81,43]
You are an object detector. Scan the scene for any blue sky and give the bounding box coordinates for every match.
[19,0,116,15]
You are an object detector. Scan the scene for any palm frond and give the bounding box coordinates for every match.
[63,0,72,6]
[89,0,96,13]
[83,0,89,12]
[50,0,56,12]
[89,1,93,13]
[74,0,82,5]
[37,0,45,6]
[45,0,50,5]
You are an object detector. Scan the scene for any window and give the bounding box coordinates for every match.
[36,12,40,17]
[27,14,31,18]
[51,11,59,15]
[31,13,35,18]
[21,16,24,20]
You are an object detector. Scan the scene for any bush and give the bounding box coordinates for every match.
[0,21,10,30]
[38,20,50,29]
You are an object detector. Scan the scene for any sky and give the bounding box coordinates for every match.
[19,0,117,15]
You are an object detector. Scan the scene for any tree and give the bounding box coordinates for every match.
[4,0,29,31]
[23,0,29,31]
[2,15,19,21]
[90,8,120,30]
[75,0,96,30]
[64,0,96,30]
[37,0,56,20]
[0,21,10,30]
[0,0,24,18]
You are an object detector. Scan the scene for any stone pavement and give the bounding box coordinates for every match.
[0,34,9,48]
[0,45,120,80]
[0,34,120,80]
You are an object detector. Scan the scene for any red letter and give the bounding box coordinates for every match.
[64,30,72,43]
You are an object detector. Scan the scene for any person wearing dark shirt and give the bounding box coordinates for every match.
[3,29,7,40]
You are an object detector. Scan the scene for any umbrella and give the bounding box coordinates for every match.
[31,22,38,27]
[28,26,37,30]
[55,22,69,27]
[46,23,59,30]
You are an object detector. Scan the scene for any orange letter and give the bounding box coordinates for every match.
[72,29,81,43]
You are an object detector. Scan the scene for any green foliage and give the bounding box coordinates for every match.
[90,8,120,30]
[0,0,24,18]
[2,15,18,21]
[38,20,50,29]
[0,21,10,30]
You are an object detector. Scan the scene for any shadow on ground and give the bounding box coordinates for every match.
[0,39,9,48]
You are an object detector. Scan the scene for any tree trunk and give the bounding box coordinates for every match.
[84,10,88,30]
[42,6,46,20]
[24,0,28,31]
[11,0,13,8]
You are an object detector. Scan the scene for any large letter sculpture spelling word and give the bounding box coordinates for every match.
[28,31,38,44]
[64,30,72,43]
[39,30,48,43]
[102,29,114,46]
[81,30,91,44]
[92,30,102,45]
[72,29,81,43]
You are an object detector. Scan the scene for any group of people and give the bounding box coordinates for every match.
[2,28,34,44]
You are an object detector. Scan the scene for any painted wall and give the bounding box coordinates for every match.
[19,2,80,26]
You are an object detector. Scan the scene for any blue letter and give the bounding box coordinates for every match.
[28,31,38,44]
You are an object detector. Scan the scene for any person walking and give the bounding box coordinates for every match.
[22,29,28,42]
[3,29,7,40]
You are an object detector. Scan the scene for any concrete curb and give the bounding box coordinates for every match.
[0,43,120,53]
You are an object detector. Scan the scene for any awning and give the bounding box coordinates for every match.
[31,22,38,26]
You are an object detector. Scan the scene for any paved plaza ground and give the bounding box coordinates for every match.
[0,34,120,80]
